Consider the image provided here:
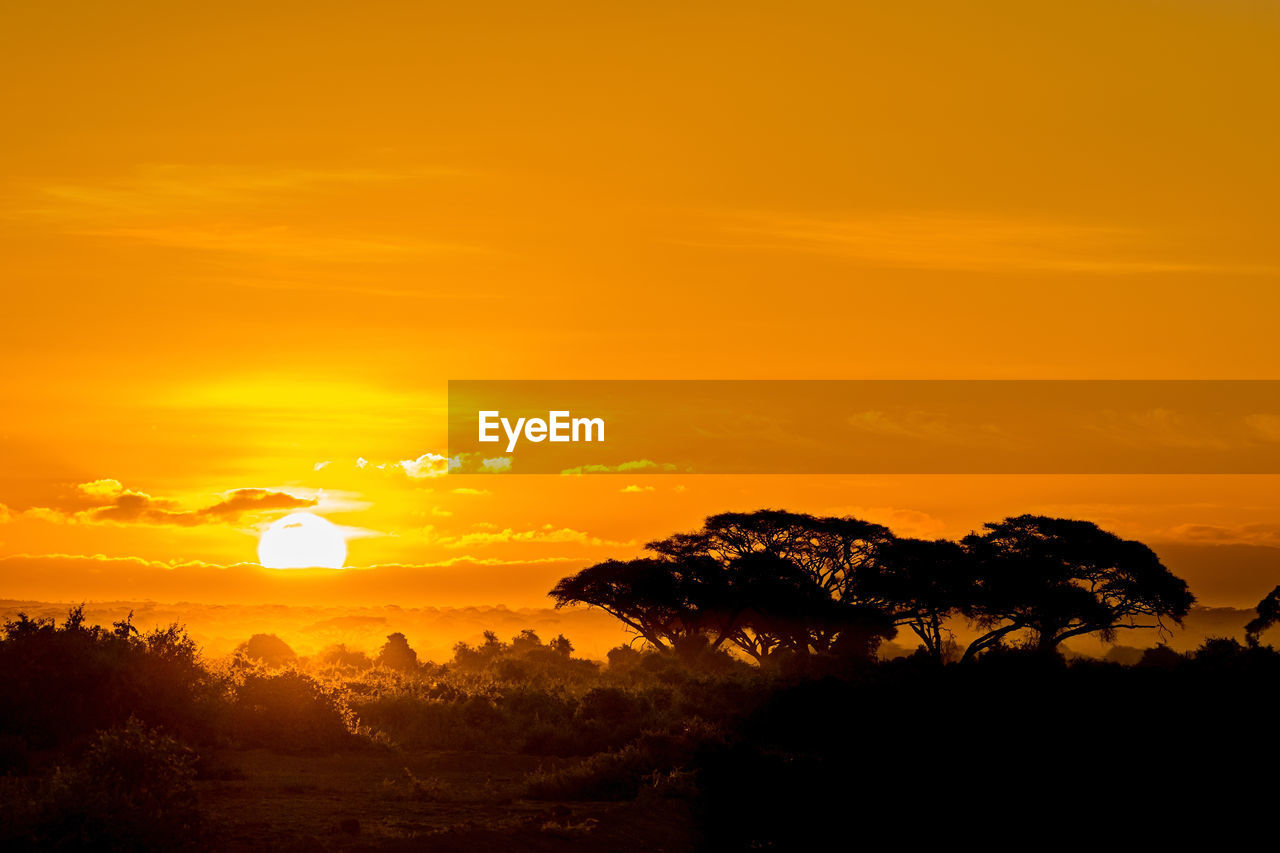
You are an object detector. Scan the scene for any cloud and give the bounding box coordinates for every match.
[78,479,127,498]
[1085,408,1233,451]
[343,452,450,480]
[38,164,459,212]
[433,525,634,550]
[445,453,515,474]
[399,453,449,479]
[0,553,596,611]
[76,227,469,261]
[199,489,316,520]
[1246,414,1280,443]
[620,485,655,493]
[452,488,490,496]
[845,411,1014,448]
[313,461,332,471]
[28,164,477,261]
[0,550,579,574]
[561,460,678,475]
[1163,523,1280,549]
[369,556,581,568]
[27,481,315,527]
[694,211,1271,275]
[822,506,949,539]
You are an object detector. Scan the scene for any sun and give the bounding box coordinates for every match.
[258,512,347,569]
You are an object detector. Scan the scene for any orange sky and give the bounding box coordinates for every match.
[2,1,1279,612]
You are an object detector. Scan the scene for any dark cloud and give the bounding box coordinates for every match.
[49,481,315,527]
[198,489,316,520]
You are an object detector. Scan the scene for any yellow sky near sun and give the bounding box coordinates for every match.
[2,1,1280,609]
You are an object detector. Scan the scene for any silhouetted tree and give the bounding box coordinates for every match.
[550,634,573,658]
[653,511,897,654]
[236,633,297,668]
[554,511,899,661]
[860,537,976,661]
[724,552,894,661]
[317,643,373,670]
[553,510,1196,669]
[649,510,893,603]
[376,632,419,671]
[1245,585,1280,646]
[510,629,543,655]
[549,555,732,652]
[960,515,1194,662]
[723,553,824,660]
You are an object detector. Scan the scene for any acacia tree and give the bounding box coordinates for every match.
[719,552,894,661]
[553,510,898,661]
[649,510,894,603]
[1245,585,1280,647]
[548,555,733,652]
[700,511,895,656]
[959,515,1194,662]
[859,537,977,661]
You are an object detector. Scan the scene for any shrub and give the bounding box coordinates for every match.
[231,671,356,751]
[376,633,419,672]
[525,744,655,801]
[1137,643,1184,669]
[449,629,599,684]
[317,644,373,671]
[234,634,297,668]
[0,608,219,748]
[525,722,722,801]
[4,718,201,852]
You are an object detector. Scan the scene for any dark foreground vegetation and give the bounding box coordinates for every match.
[3,511,1279,850]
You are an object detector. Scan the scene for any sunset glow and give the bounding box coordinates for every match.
[0,2,1277,615]
[257,513,347,570]
[3,3,1279,848]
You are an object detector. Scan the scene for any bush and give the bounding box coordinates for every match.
[317,644,373,671]
[449,629,600,684]
[3,718,201,852]
[231,671,356,751]
[234,634,297,668]
[376,633,419,672]
[0,608,220,748]
[525,722,722,801]
[525,744,655,801]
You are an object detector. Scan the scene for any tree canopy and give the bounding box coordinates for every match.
[550,509,1196,666]
[1245,585,1280,646]
[959,515,1194,660]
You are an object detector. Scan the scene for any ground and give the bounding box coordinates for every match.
[198,748,696,852]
